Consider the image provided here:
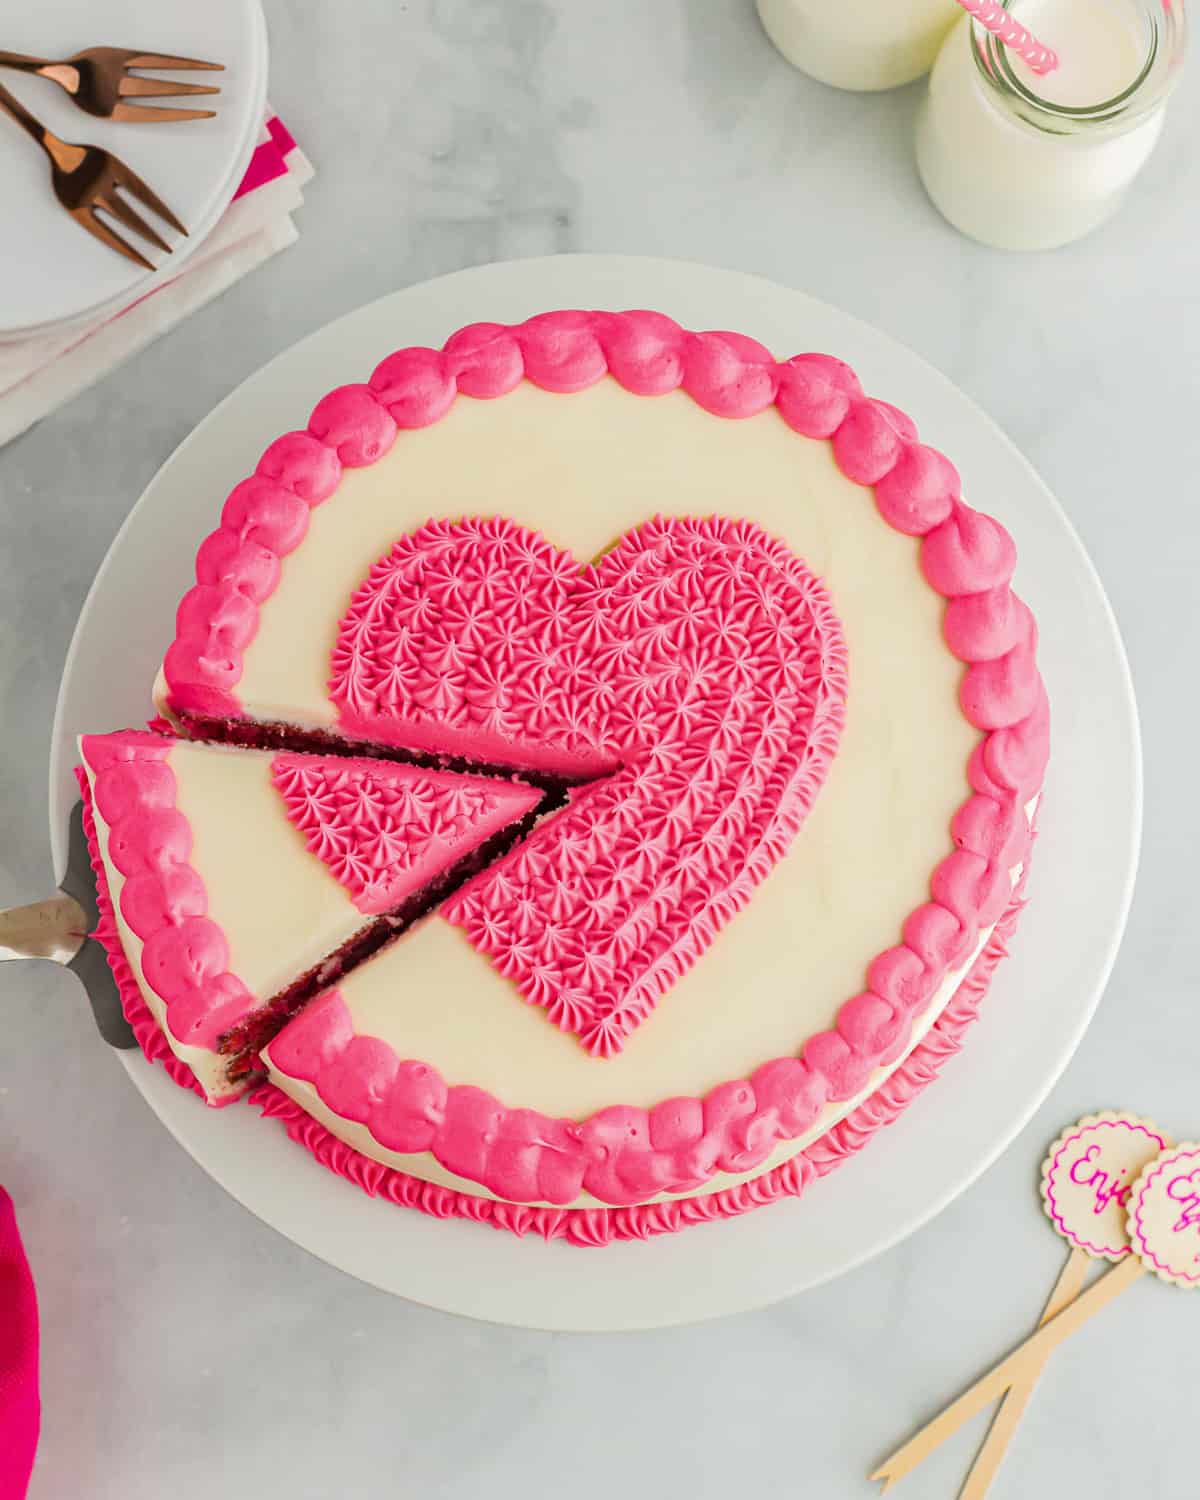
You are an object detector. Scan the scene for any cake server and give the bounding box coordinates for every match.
[0,799,135,1049]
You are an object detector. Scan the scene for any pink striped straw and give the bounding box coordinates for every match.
[956,0,1060,74]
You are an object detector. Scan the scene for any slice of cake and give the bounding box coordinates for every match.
[77,730,544,1103]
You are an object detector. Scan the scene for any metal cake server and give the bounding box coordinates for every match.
[1,799,135,1048]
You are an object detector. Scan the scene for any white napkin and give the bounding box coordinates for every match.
[0,112,313,448]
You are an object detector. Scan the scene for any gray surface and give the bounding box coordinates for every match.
[1,2,1197,1496]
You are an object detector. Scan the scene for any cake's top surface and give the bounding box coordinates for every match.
[130,309,1046,1209]
[173,376,1007,1108]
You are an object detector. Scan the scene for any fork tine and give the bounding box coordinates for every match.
[110,162,188,236]
[118,76,221,99]
[97,192,173,255]
[111,102,217,123]
[73,208,154,271]
[124,53,224,71]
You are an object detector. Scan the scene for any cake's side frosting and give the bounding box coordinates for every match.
[253,880,1027,1245]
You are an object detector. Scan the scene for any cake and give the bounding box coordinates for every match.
[81,309,1048,1246]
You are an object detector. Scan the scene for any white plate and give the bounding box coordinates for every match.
[0,0,266,338]
[49,256,1141,1331]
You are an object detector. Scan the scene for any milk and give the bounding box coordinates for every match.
[757,0,963,91]
[917,0,1182,250]
[1008,0,1144,102]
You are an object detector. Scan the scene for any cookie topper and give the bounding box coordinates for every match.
[1128,1142,1200,1288]
[1041,1111,1170,1260]
[872,1111,1183,1498]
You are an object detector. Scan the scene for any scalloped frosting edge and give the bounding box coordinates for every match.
[250,879,1027,1245]
[263,897,1005,1207]
[76,763,216,1105]
[77,730,265,1103]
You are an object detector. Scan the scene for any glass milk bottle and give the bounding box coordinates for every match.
[756,0,963,90]
[917,0,1188,250]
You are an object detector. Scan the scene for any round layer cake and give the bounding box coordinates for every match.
[82,310,1047,1245]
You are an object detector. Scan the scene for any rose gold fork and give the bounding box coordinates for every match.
[0,79,185,270]
[0,46,221,122]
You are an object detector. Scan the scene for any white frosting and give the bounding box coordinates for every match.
[220,378,996,1204]
[225,383,974,1110]
[173,745,378,998]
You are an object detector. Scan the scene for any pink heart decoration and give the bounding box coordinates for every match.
[330,515,847,1056]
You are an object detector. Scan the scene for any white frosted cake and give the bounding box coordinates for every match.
[79,310,1047,1244]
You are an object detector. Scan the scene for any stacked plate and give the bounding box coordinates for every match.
[0,0,267,342]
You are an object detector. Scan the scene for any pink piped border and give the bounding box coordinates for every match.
[252,881,1029,1245]
[76,730,267,1095]
[158,309,1047,1204]
[76,762,212,1104]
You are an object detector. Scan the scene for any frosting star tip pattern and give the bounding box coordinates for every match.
[270,753,541,916]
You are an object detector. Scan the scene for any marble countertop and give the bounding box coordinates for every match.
[2,3,1198,1496]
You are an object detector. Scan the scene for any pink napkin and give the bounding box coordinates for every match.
[0,1188,39,1499]
[0,110,314,448]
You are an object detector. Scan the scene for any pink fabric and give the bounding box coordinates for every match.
[0,1188,39,1499]
[231,115,299,202]
[266,116,297,156]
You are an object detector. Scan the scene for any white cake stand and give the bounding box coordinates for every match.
[48,256,1141,1331]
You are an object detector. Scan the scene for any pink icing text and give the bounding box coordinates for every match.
[1166,1171,1200,1238]
[1068,1142,1135,1216]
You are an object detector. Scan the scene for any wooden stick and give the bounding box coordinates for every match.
[871,1254,1145,1490]
[957,1246,1090,1500]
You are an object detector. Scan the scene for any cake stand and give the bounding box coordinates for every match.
[48,256,1141,1331]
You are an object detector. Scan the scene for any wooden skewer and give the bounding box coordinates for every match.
[871,1254,1146,1490]
[957,1246,1090,1500]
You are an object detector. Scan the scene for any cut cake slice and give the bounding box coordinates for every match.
[77,730,544,1103]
